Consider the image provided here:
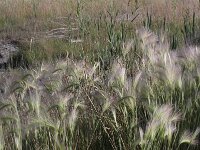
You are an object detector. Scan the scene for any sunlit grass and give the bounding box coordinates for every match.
[0,0,200,150]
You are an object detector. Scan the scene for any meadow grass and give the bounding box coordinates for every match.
[0,0,200,149]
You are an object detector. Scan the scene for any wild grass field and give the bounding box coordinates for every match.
[0,0,200,149]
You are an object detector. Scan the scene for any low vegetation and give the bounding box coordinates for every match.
[0,0,200,149]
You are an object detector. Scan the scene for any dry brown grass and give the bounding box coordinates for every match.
[143,0,200,22]
[0,0,199,29]
[0,1,197,18]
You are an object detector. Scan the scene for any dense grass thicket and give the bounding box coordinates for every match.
[0,0,200,149]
